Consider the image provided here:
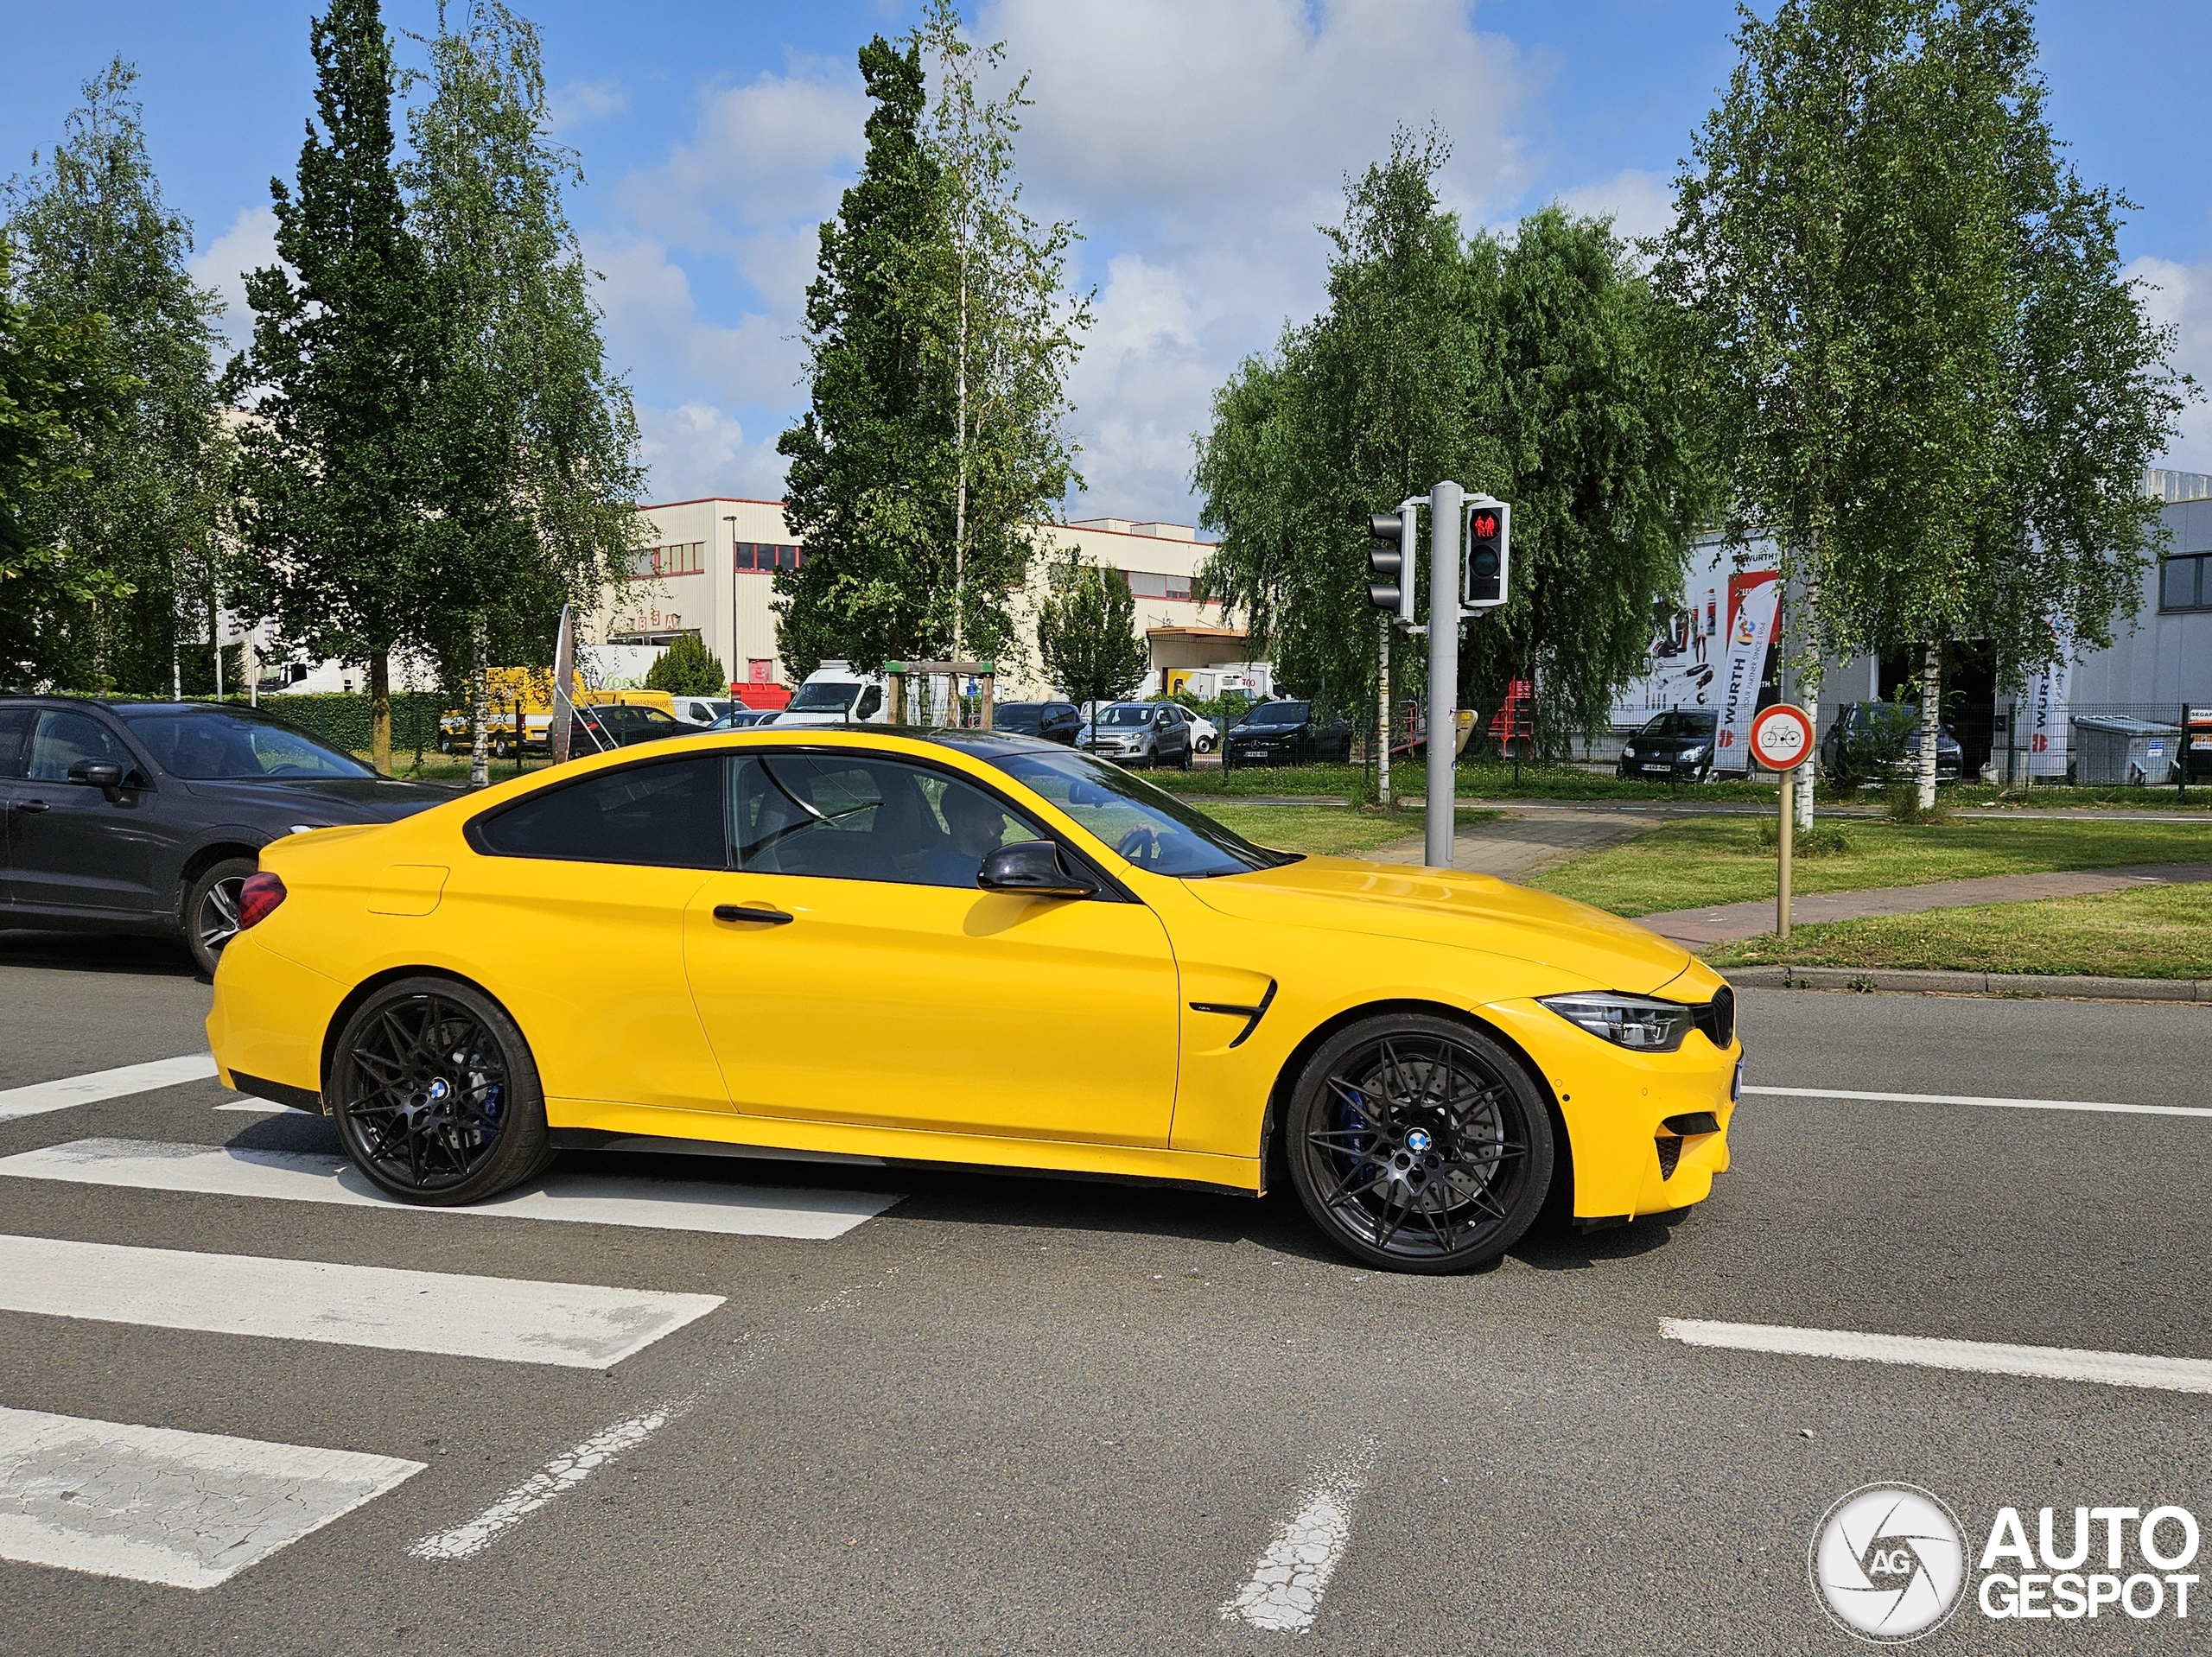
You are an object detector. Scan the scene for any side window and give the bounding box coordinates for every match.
[853,685,883,721]
[28,711,135,782]
[730,753,1039,889]
[0,709,34,778]
[474,755,726,868]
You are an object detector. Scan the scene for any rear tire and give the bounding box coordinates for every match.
[1287,1013,1554,1273]
[185,856,257,980]
[328,977,552,1205]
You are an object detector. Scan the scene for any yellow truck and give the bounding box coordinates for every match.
[439,670,673,756]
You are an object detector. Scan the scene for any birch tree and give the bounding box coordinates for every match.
[1657,0,2186,815]
[401,1,646,786]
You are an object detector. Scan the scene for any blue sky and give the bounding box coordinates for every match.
[8,1,2211,520]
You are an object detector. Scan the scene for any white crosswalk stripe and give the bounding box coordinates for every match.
[0,1056,219,1121]
[0,1137,899,1238]
[0,1405,425,1590]
[0,1116,899,1585]
[0,1234,724,1368]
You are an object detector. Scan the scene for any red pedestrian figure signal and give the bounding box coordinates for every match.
[1463,498,1510,608]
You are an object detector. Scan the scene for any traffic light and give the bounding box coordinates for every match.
[1368,511,1414,624]
[1465,498,1510,609]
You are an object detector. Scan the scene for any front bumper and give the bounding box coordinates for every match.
[1483,997,1739,1220]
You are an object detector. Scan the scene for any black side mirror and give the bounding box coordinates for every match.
[67,759,125,790]
[977,840,1096,898]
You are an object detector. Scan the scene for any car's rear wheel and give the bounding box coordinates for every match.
[1287,1014,1554,1273]
[329,977,552,1205]
[185,856,258,979]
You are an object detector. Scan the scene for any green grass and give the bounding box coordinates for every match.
[1702,883,2212,979]
[1206,803,1498,859]
[1528,816,2212,917]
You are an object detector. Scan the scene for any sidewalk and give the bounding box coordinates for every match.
[1635,861,2212,946]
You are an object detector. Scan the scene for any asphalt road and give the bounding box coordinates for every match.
[3,936,2209,1654]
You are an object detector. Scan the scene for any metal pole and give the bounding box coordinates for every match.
[724,514,741,704]
[1778,769,1795,943]
[1377,617,1391,808]
[1425,479,1463,867]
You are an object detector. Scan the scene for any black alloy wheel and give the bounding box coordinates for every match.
[1287,1014,1554,1273]
[184,856,259,980]
[329,977,552,1205]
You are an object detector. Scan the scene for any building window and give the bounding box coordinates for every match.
[734,543,802,574]
[2162,553,2211,613]
[628,542,704,579]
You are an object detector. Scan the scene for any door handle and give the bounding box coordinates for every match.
[13,800,48,813]
[714,904,793,926]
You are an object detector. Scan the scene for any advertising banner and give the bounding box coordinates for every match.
[1711,571,1783,774]
[2024,651,2071,778]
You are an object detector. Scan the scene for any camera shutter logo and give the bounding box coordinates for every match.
[1810,1484,1967,1642]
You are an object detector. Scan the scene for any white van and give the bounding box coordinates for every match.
[774,661,890,727]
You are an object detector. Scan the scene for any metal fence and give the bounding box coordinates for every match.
[1981,701,2206,790]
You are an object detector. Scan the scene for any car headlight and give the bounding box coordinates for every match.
[1538,993,1693,1052]
[1679,746,1706,761]
[1622,746,1637,759]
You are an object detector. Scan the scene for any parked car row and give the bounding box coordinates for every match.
[1615,702,1965,785]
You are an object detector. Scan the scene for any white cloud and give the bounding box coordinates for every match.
[2130,254,2212,475]
[549,79,627,136]
[976,0,1535,520]
[188,205,279,355]
[637,401,789,502]
[1554,168,1676,246]
[583,231,803,408]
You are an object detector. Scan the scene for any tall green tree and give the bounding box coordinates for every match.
[229,0,441,773]
[915,0,1087,663]
[776,35,945,678]
[1656,0,2188,812]
[778,10,1086,679]
[1197,135,1709,753]
[0,234,132,681]
[1196,130,1491,721]
[3,60,231,693]
[1467,206,1719,749]
[1035,551,1144,721]
[400,0,648,786]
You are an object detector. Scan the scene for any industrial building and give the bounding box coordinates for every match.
[602,498,1251,705]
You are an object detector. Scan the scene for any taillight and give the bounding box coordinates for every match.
[237,872,287,930]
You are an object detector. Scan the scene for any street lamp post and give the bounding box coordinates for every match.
[724,513,740,705]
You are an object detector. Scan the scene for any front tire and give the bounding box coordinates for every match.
[328,977,552,1205]
[185,856,258,979]
[1287,1014,1554,1273]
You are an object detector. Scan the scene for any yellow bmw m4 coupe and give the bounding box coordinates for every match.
[207,727,1739,1273]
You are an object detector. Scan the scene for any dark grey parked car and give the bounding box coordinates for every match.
[0,697,454,976]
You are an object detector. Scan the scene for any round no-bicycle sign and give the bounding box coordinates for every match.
[1750,703,1814,771]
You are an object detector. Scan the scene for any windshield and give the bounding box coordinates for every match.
[1094,704,1151,727]
[1640,710,1717,740]
[994,704,1044,732]
[982,747,1287,878]
[119,707,375,780]
[1241,702,1308,727]
[788,681,861,714]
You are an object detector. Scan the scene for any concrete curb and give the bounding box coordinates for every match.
[1726,965,2210,1002]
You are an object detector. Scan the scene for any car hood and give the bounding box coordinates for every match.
[1181,855,1693,996]
[181,775,456,823]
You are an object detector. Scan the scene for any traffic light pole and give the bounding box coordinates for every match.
[1426,479,1464,867]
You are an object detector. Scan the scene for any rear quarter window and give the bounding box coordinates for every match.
[470,755,727,868]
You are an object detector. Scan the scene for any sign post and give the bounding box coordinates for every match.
[1751,703,1815,941]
